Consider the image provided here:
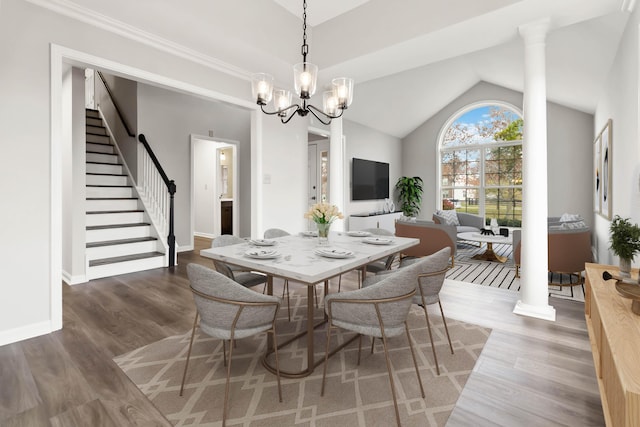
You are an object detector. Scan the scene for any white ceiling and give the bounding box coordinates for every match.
[51,0,631,138]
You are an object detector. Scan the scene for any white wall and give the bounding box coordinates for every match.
[136,83,252,245]
[61,66,87,284]
[0,0,305,344]
[260,114,309,236]
[402,81,594,226]
[594,7,639,266]
[343,120,403,223]
[193,139,218,236]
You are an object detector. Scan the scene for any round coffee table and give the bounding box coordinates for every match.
[457,231,513,263]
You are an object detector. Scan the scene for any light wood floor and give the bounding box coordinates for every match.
[0,236,604,426]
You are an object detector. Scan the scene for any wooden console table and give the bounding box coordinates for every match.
[585,263,640,427]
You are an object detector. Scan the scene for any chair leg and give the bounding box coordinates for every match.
[357,334,363,365]
[422,304,441,375]
[338,274,342,292]
[283,279,291,322]
[179,312,199,396]
[321,325,333,396]
[380,331,402,427]
[405,322,425,398]
[222,333,235,427]
[223,340,227,367]
[314,285,319,308]
[271,326,283,403]
[370,336,375,354]
[439,301,454,355]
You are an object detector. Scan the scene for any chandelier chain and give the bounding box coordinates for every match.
[301,0,308,61]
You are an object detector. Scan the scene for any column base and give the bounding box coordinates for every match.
[513,299,556,321]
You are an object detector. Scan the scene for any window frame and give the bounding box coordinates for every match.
[437,101,523,225]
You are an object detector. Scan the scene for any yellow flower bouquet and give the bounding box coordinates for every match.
[304,203,344,225]
[304,203,344,242]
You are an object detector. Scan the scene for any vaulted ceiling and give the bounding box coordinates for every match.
[52,0,630,138]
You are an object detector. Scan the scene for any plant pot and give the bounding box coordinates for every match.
[620,257,632,278]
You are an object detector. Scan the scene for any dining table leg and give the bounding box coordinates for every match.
[307,283,315,374]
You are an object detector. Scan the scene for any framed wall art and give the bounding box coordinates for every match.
[595,119,612,219]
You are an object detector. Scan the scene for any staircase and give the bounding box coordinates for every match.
[85,109,166,280]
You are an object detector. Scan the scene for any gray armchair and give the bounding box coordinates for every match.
[321,260,426,426]
[212,234,267,292]
[182,264,282,427]
[396,247,454,375]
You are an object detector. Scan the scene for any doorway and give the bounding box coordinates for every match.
[191,136,239,239]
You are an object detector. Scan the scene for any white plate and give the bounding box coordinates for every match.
[315,248,354,259]
[250,239,276,246]
[244,249,280,259]
[363,237,394,245]
[300,231,318,237]
[346,230,371,237]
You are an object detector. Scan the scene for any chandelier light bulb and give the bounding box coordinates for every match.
[251,73,274,105]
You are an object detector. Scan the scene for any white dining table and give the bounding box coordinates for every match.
[200,232,419,377]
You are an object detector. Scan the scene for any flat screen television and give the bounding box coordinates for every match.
[351,158,389,200]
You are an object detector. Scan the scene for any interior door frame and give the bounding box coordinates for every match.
[190,135,239,240]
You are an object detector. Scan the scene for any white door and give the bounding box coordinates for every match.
[307,140,330,230]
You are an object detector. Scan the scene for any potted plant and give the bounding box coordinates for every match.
[395,176,424,218]
[609,215,640,277]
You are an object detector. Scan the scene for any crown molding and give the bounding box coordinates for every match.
[25,0,252,81]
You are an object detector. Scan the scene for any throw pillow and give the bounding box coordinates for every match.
[561,220,587,230]
[559,213,582,222]
[436,209,460,226]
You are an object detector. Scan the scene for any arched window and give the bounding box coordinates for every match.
[439,103,523,227]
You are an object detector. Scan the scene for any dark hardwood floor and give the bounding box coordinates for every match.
[0,237,604,426]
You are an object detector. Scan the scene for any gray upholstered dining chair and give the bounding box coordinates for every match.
[397,247,454,375]
[361,227,397,272]
[181,264,282,427]
[321,260,426,427]
[212,234,267,292]
[264,228,319,319]
[337,227,397,291]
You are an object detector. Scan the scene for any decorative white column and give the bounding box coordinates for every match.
[329,118,346,231]
[513,19,556,321]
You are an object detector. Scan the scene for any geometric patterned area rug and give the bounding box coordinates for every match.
[114,285,490,426]
[448,241,586,303]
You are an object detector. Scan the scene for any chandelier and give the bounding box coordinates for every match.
[251,0,354,125]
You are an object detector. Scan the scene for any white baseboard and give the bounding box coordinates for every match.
[194,231,216,239]
[178,245,194,252]
[513,300,556,321]
[0,320,55,347]
[62,270,88,285]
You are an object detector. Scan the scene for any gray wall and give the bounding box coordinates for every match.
[95,73,139,179]
[343,119,403,223]
[136,84,252,246]
[402,81,594,227]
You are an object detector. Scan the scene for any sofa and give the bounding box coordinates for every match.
[432,210,484,235]
[395,220,457,266]
[513,216,593,285]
